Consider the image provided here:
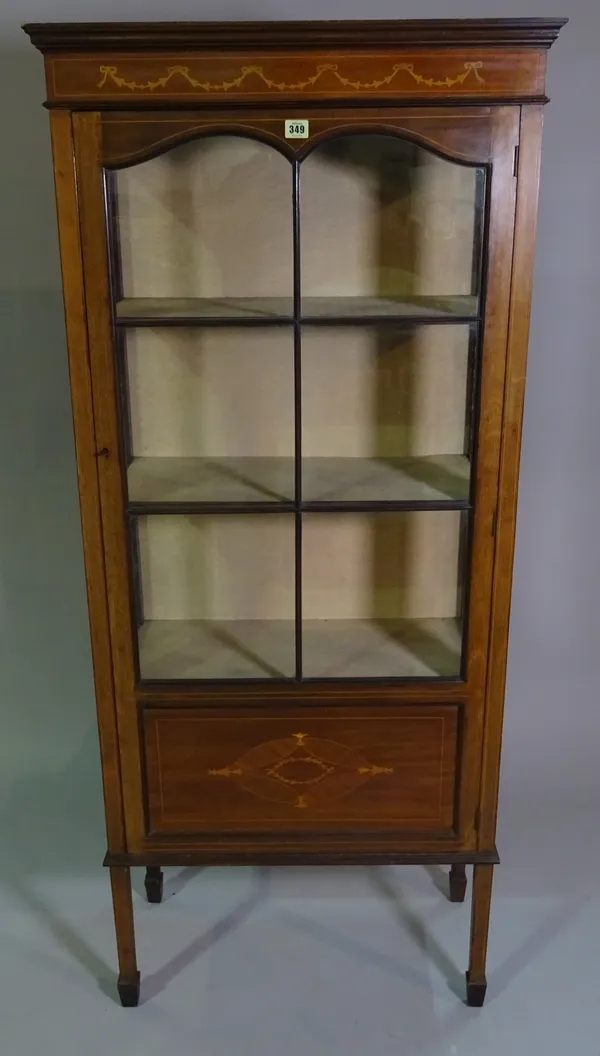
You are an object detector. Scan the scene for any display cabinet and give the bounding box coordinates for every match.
[25,18,565,1007]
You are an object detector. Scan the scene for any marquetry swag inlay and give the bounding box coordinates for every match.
[97,60,486,94]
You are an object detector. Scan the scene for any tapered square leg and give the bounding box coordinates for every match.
[449,863,467,902]
[144,866,163,904]
[466,863,493,1006]
[110,866,140,1007]
[117,972,141,1007]
[465,973,487,1007]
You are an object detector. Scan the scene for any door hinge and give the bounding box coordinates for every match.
[513,143,520,177]
[491,507,498,538]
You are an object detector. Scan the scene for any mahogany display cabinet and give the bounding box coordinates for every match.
[25,18,566,1007]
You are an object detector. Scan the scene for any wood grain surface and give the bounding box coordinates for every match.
[28,17,565,1003]
[142,704,460,836]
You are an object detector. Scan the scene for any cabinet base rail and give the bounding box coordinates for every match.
[104,847,499,868]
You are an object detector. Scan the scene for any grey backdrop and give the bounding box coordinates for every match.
[0,0,596,919]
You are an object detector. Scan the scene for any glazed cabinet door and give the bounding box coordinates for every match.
[72,106,518,851]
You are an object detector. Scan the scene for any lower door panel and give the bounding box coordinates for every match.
[141,704,460,838]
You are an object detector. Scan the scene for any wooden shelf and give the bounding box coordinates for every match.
[127,457,295,505]
[303,455,469,504]
[115,295,478,326]
[127,455,470,508]
[116,297,294,324]
[303,618,462,678]
[302,295,478,322]
[137,616,462,681]
[139,619,296,680]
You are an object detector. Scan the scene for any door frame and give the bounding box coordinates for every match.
[71,105,520,852]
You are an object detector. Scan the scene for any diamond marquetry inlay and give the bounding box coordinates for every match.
[208,731,393,810]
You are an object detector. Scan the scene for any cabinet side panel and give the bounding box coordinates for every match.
[49,110,126,853]
[479,105,544,849]
[456,107,518,843]
[72,111,145,849]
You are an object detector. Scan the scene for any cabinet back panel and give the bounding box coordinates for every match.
[126,328,295,459]
[136,511,461,622]
[302,325,471,459]
[116,136,293,299]
[301,137,479,299]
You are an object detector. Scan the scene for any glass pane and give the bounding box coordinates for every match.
[302,324,472,503]
[300,136,483,318]
[135,514,295,679]
[114,137,293,318]
[124,328,295,505]
[302,511,465,678]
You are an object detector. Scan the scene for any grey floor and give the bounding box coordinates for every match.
[1,686,598,1056]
